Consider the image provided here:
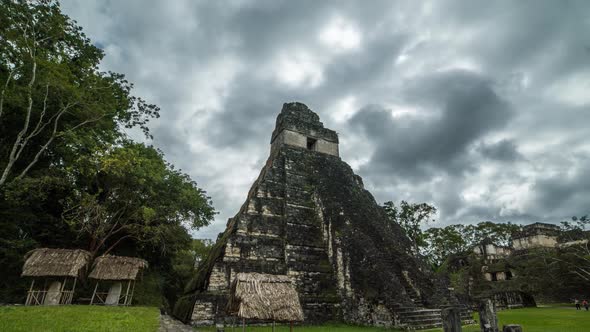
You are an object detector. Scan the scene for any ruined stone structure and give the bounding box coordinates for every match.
[469,222,576,309]
[473,239,514,283]
[473,222,585,286]
[511,223,560,251]
[174,103,468,329]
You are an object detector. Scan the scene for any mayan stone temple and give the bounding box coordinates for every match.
[174,102,469,329]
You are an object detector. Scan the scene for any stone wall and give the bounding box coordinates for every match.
[191,301,215,325]
[473,242,512,264]
[314,137,339,156]
[512,234,557,250]
[270,129,339,157]
[511,222,560,250]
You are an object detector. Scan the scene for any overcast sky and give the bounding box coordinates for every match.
[61,0,590,239]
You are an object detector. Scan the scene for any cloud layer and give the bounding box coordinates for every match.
[61,0,590,238]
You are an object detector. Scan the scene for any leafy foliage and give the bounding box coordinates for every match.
[0,1,215,308]
[382,199,520,268]
[382,200,436,253]
[62,142,215,258]
[382,200,589,303]
[0,0,159,187]
[425,221,521,267]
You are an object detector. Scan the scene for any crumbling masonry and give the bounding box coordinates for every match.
[174,102,466,329]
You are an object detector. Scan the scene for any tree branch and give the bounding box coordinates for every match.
[0,67,16,119]
[25,83,50,139]
[14,102,69,180]
[93,206,129,253]
[102,235,135,257]
[15,102,108,182]
[0,57,36,186]
[57,112,105,137]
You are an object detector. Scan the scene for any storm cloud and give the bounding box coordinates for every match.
[351,70,513,178]
[61,0,590,237]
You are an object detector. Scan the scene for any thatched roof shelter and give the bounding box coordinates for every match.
[89,255,148,281]
[227,273,304,322]
[21,248,91,278]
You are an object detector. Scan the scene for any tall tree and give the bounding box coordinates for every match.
[63,142,215,258]
[383,200,437,254]
[0,1,214,307]
[463,221,520,247]
[0,0,159,187]
[424,221,521,268]
[423,224,469,267]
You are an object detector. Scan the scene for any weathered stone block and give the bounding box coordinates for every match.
[502,325,522,332]
[441,307,462,332]
[479,299,499,332]
[191,301,214,325]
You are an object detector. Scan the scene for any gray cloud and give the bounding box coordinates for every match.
[61,0,590,237]
[530,155,590,217]
[477,139,523,161]
[351,70,512,178]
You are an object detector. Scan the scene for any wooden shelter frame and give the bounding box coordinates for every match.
[25,276,78,306]
[90,279,136,306]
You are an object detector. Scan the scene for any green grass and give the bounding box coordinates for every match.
[1,304,587,332]
[437,304,590,332]
[462,304,590,332]
[203,304,590,332]
[0,305,160,332]
[199,323,405,332]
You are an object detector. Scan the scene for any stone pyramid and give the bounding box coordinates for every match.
[174,102,457,328]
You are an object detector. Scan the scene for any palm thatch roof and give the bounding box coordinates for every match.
[21,248,91,278]
[227,273,304,322]
[88,255,148,280]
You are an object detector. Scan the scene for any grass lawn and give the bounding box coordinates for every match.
[1,304,587,332]
[0,305,160,332]
[455,304,590,332]
[199,323,404,332]
[202,304,589,332]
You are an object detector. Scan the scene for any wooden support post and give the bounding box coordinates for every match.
[272,320,275,332]
[26,280,35,305]
[70,278,77,304]
[242,318,245,332]
[290,321,293,332]
[59,277,67,305]
[128,280,136,305]
[41,279,47,304]
[90,282,99,305]
[123,280,131,306]
[39,278,47,304]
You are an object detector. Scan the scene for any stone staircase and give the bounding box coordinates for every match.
[396,306,444,330]
[399,280,421,305]
[394,305,474,330]
[391,270,474,330]
[392,290,476,331]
